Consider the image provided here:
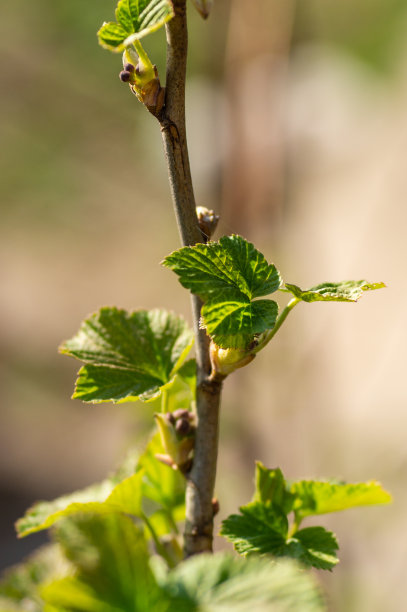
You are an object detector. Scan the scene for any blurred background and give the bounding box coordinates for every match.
[1,0,406,609]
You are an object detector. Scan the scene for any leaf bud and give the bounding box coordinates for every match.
[175,418,191,437]
[172,408,191,421]
[209,340,255,379]
[119,70,132,83]
[212,498,220,516]
[154,413,195,470]
[124,63,135,73]
[191,0,213,19]
[196,206,219,241]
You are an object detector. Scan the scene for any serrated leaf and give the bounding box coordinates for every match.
[288,527,339,571]
[220,504,338,571]
[60,308,194,403]
[252,463,295,514]
[291,480,392,519]
[163,235,282,348]
[98,0,175,52]
[220,502,288,556]
[161,552,325,611]
[202,298,278,349]
[42,515,168,612]
[284,280,385,303]
[16,472,144,538]
[97,22,129,51]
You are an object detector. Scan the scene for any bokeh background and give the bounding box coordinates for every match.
[1,1,406,610]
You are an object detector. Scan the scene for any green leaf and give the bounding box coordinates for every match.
[16,472,144,538]
[252,463,295,515]
[284,280,385,303]
[163,235,282,349]
[60,308,194,403]
[287,527,339,571]
[0,545,70,612]
[42,515,168,612]
[161,552,325,611]
[97,22,129,51]
[98,0,175,52]
[138,433,186,535]
[291,480,392,520]
[220,504,338,571]
[220,502,288,556]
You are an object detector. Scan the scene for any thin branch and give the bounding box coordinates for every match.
[158,0,222,556]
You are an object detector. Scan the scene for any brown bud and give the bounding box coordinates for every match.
[173,409,190,421]
[212,498,220,516]
[165,411,176,425]
[175,418,191,437]
[124,63,135,73]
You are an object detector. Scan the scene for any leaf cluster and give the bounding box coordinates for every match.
[221,463,391,571]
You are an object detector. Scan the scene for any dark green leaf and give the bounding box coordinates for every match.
[161,552,325,611]
[287,527,339,571]
[291,480,392,519]
[284,280,385,303]
[220,502,288,556]
[60,308,194,403]
[163,235,282,349]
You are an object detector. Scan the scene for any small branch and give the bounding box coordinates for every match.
[158,0,222,556]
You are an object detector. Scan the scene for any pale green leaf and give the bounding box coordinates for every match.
[284,280,385,303]
[16,472,144,538]
[291,480,392,519]
[163,235,282,349]
[252,463,295,515]
[0,545,70,612]
[161,552,325,611]
[60,308,194,403]
[42,515,167,612]
[97,22,129,51]
[98,0,175,52]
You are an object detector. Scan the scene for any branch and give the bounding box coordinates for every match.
[158,0,222,556]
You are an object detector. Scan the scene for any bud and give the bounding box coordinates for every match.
[175,417,191,437]
[209,341,255,379]
[172,408,191,421]
[154,413,195,471]
[196,206,219,241]
[212,497,220,516]
[119,70,133,83]
[191,0,213,19]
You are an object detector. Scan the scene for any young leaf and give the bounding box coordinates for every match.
[291,480,392,519]
[98,0,175,52]
[287,527,339,571]
[163,235,282,348]
[252,462,295,514]
[161,552,325,611]
[220,502,288,557]
[16,472,144,538]
[60,308,194,403]
[284,280,385,303]
[42,515,168,612]
[0,545,70,612]
[220,504,338,571]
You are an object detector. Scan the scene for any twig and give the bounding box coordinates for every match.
[158,0,222,556]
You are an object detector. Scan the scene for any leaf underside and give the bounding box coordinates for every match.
[163,235,282,349]
[60,308,194,403]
